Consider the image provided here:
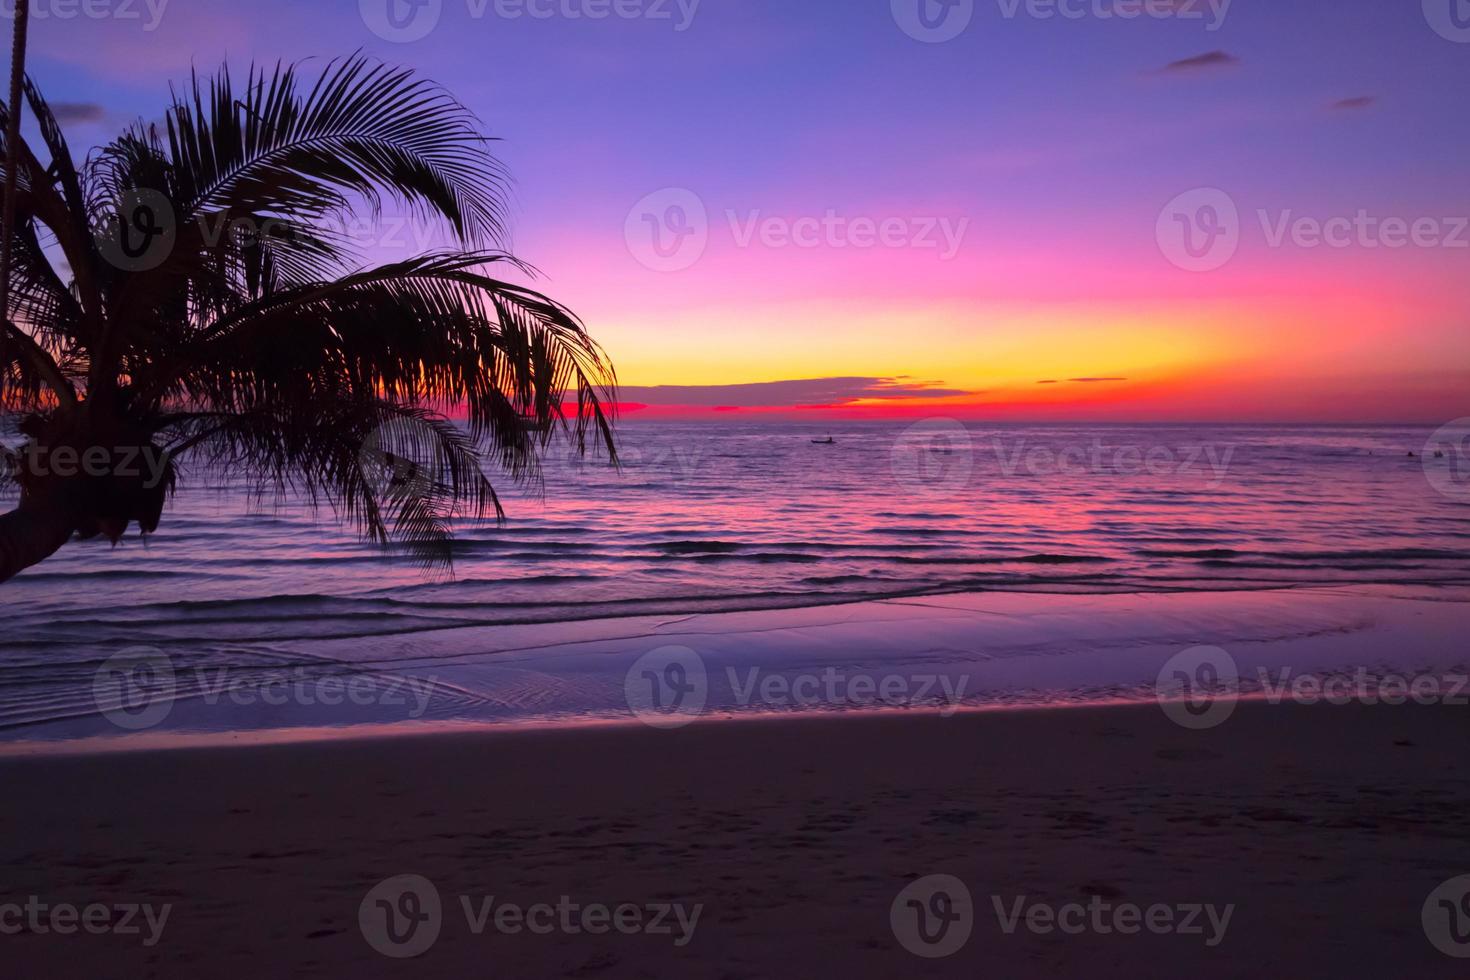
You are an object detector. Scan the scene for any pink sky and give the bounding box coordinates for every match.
[28,0,1470,421]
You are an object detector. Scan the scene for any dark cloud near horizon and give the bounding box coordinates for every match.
[616,377,972,408]
[51,102,106,124]
[1160,50,1240,73]
[1331,96,1376,111]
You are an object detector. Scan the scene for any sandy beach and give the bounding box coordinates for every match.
[3,697,1468,978]
[1,2,1468,977]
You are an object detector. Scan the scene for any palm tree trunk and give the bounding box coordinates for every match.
[0,0,31,331]
[0,502,74,583]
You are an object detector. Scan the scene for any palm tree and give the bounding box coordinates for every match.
[0,55,617,583]
[0,0,32,330]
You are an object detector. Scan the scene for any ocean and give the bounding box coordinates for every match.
[2,421,1467,741]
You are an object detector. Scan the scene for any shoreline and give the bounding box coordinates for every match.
[3,582,1466,750]
[0,694,1260,759]
[4,684,1466,760]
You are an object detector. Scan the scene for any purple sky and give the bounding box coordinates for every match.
[19,0,1470,419]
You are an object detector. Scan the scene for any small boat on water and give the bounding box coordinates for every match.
[812,436,836,445]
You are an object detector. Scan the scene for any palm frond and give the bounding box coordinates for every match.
[0,58,618,578]
[150,252,617,467]
[158,400,499,569]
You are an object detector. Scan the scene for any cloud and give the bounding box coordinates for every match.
[1330,96,1376,111]
[615,377,971,408]
[1160,51,1241,74]
[50,102,106,124]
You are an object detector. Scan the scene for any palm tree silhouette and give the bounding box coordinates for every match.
[0,55,617,583]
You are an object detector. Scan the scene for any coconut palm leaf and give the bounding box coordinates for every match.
[0,55,617,583]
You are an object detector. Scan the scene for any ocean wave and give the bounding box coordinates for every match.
[657,540,744,555]
[6,422,1470,680]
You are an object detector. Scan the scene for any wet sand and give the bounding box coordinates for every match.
[3,699,1469,977]
[10,584,1467,743]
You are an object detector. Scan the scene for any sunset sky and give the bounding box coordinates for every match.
[26,0,1470,421]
